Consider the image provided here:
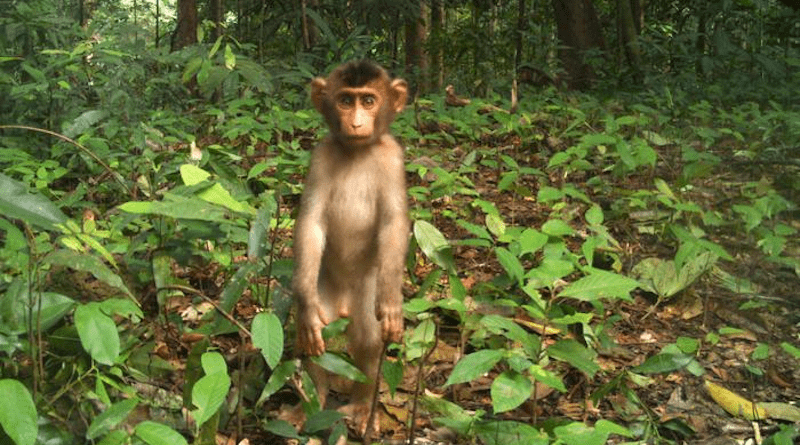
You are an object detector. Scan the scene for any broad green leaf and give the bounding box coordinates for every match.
[530,365,567,392]
[0,173,67,230]
[86,398,138,439]
[257,360,296,406]
[100,298,143,320]
[547,339,600,378]
[0,278,75,335]
[383,359,404,396]
[309,352,366,382]
[252,312,284,369]
[64,109,107,138]
[45,250,135,299]
[491,371,532,413]
[554,421,619,445]
[0,379,38,445]
[304,410,344,434]
[475,420,548,445]
[118,197,228,222]
[781,342,800,359]
[486,213,506,238]
[201,352,227,375]
[264,419,301,439]
[541,219,574,237]
[191,372,231,426]
[480,314,528,343]
[134,421,188,445]
[518,228,547,256]
[585,205,604,225]
[224,44,236,69]
[633,352,693,374]
[496,247,524,283]
[75,303,120,365]
[444,349,504,386]
[559,270,637,302]
[414,220,455,273]
[179,164,211,185]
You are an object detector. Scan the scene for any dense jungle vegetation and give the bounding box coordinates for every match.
[1,0,800,444]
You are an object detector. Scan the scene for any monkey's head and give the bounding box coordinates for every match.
[311,60,408,148]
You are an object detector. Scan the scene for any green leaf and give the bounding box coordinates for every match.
[309,352,367,382]
[559,270,637,302]
[585,205,604,226]
[541,219,574,237]
[496,247,524,283]
[0,379,38,445]
[414,220,455,273]
[547,339,600,378]
[491,371,532,413]
[179,164,211,185]
[134,421,188,445]
[304,410,344,434]
[444,349,504,386]
[224,44,236,70]
[64,109,108,138]
[257,360,296,406]
[45,250,135,299]
[383,359,404,396]
[191,371,231,426]
[201,352,228,375]
[0,173,67,230]
[529,365,567,392]
[263,420,301,439]
[118,196,228,222]
[86,398,138,439]
[632,352,693,374]
[75,303,120,365]
[0,279,75,335]
[518,228,548,256]
[486,213,506,238]
[252,312,284,369]
[781,342,800,359]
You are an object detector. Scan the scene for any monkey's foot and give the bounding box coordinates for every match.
[338,401,381,437]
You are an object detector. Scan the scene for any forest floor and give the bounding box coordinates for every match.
[155,134,800,444]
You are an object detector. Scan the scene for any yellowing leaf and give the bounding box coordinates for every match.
[704,380,766,420]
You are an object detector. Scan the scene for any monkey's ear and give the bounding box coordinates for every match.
[390,79,408,114]
[310,77,327,113]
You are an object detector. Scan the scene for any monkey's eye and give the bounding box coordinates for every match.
[361,95,377,108]
[338,94,356,108]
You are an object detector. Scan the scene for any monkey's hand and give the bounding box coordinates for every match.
[296,305,329,356]
[376,300,403,344]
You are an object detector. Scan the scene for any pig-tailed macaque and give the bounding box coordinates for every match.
[292,60,409,433]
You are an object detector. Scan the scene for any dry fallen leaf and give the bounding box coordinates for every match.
[704,379,766,420]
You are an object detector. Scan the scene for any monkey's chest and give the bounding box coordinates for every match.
[325,172,380,239]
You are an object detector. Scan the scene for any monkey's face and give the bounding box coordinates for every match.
[332,83,386,146]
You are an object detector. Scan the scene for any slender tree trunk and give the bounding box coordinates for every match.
[301,0,319,51]
[209,0,224,41]
[515,0,527,71]
[430,0,445,90]
[404,0,429,95]
[551,0,605,90]
[171,0,198,51]
[617,0,642,82]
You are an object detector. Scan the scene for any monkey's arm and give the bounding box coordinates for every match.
[292,160,330,356]
[374,148,409,344]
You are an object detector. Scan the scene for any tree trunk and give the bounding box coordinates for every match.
[551,0,605,90]
[430,0,445,90]
[171,0,198,51]
[515,0,527,71]
[404,1,429,95]
[301,0,319,51]
[617,0,642,82]
[209,0,224,41]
